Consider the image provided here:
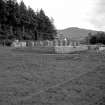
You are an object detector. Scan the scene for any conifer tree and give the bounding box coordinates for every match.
[0,0,57,42]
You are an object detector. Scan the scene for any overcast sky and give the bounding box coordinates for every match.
[17,0,105,31]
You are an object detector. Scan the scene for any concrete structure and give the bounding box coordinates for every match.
[11,40,26,48]
[55,45,88,53]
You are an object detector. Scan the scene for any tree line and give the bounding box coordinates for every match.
[85,32,105,45]
[0,0,57,43]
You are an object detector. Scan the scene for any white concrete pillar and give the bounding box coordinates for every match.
[55,39,58,46]
[47,40,50,46]
[39,41,43,46]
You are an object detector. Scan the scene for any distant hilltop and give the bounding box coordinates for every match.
[57,27,102,40]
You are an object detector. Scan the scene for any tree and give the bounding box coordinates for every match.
[19,1,29,39]
[0,0,8,40]
[27,7,38,40]
[37,9,56,40]
[6,0,19,39]
[0,0,57,42]
[87,32,105,45]
[0,0,7,25]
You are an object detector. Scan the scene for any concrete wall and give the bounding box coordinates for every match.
[55,45,88,53]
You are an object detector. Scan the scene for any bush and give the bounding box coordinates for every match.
[87,32,105,45]
[4,40,13,46]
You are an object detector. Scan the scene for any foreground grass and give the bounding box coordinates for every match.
[0,47,105,105]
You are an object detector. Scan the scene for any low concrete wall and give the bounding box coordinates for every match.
[55,45,88,53]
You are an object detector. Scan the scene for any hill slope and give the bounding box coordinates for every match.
[57,27,99,40]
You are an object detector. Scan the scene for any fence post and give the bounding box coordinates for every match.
[69,40,71,46]
[47,40,50,46]
[65,40,68,46]
[55,39,58,46]
[60,40,63,46]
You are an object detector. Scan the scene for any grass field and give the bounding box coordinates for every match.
[0,47,105,105]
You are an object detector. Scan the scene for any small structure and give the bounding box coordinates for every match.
[11,40,26,48]
[27,41,35,47]
[54,45,88,53]
[98,45,105,51]
[11,40,20,47]
[54,35,88,53]
[19,41,26,47]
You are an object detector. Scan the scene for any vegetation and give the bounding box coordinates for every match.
[0,0,57,42]
[0,47,105,105]
[86,32,105,45]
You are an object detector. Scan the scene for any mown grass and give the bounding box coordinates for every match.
[0,47,105,105]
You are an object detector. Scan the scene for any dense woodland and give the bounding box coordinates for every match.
[0,0,57,43]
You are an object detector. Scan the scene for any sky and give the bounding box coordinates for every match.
[17,0,105,31]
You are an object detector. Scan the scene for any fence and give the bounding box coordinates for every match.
[9,39,105,53]
[11,39,80,47]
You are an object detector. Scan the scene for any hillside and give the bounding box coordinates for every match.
[57,27,99,40]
